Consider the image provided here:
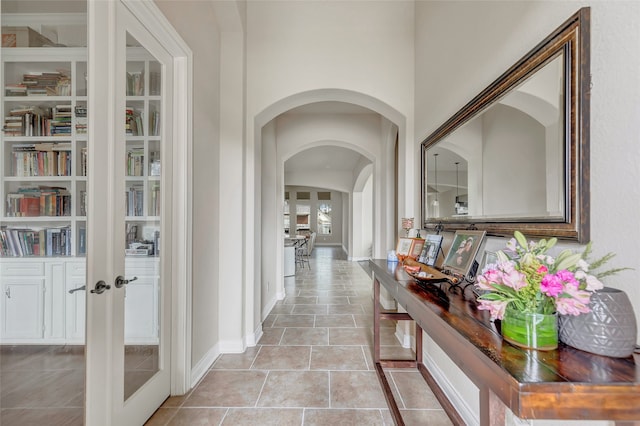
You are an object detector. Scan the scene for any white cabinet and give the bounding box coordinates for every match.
[0,262,45,340]
[0,257,158,343]
[124,258,159,344]
[65,261,86,342]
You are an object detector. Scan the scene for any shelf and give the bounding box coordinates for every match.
[2,216,71,223]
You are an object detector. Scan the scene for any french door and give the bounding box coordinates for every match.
[86,1,173,424]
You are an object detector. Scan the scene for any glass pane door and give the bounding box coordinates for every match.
[122,31,162,401]
[1,3,87,425]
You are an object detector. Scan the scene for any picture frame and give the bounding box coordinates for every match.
[396,237,425,261]
[479,250,498,274]
[396,237,414,259]
[409,238,425,260]
[442,230,486,276]
[418,234,444,266]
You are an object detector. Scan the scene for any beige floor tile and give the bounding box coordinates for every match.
[329,371,387,408]
[269,304,295,314]
[257,328,285,345]
[257,371,329,408]
[251,346,311,370]
[328,304,365,315]
[303,408,385,425]
[314,314,356,328]
[390,371,441,409]
[183,370,267,407]
[329,328,372,346]
[212,346,260,369]
[280,328,329,345]
[310,346,368,370]
[166,407,227,425]
[222,408,303,425]
[399,409,453,425]
[292,304,328,314]
[145,407,179,425]
[273,314,315,328]
[316,296,350,304]
[283,296,318,304]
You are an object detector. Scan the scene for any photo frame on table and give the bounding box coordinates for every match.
[479,250,498,273]
[418,234,444,266]
[442,230,486,276]
[396,237,425,261]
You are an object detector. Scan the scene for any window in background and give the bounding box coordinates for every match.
[317,192,331,235]
[296,203,310,232]
[284,192,290,235]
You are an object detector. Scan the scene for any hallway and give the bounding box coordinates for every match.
[146,246,452,425]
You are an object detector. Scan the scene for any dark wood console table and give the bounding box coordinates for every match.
[369,259,640,426]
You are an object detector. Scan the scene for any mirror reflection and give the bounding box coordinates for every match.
[425,53,565,222]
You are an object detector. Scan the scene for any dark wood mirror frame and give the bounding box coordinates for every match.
[421,7,590,243]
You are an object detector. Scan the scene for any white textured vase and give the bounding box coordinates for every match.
[559,287,637,358]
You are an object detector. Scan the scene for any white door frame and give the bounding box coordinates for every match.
[121,0,193,398]
[86,2,192,424]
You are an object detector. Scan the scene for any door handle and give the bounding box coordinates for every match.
[90,281,111,294]
[5,287,10,299]
[68,285,86,294]
[114,275,138,289]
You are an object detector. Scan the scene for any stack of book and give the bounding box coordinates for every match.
[0,226,71,257]
[50,105,72,136]
[75,105,87,134]
[21,71,71,96]
[3,105,50,137]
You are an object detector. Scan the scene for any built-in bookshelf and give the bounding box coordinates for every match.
[1,47,86,257]
[1,46,162,258]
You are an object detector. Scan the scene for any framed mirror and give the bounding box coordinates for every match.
[421,8,590,243]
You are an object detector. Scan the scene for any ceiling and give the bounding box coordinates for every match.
[283,101,375,175]
[285,145,365,173]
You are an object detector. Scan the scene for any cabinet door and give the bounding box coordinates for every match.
[124,276,158,342]
[1,279,45,339]
[66,262,87,341]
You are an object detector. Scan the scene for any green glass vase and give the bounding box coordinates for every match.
[501,307,558,350]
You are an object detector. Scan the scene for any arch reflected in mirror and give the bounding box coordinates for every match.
[421,8,590,242]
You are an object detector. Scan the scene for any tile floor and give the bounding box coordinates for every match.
[146,247,453,425]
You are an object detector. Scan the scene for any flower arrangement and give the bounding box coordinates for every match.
[475,231,625,321]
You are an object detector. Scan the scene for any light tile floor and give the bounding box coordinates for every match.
[146,247,453,425]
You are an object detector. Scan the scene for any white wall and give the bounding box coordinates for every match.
[416,2,640,424]
[154,0,222,374]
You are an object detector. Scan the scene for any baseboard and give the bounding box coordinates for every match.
[348,256,370,261]
[246,323,263,347]
[218,339,245,353]
[190,343,219,388]
[262,294,279,321]
[422,347,478,426]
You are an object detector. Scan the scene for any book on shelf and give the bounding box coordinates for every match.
[127,71,144,96]
[75,105,87,134]
[126,185,144,216]
[5,71,71,97]
[125,107,144,136]
[10,142,72,177]
[5,186,71,217]
[126,146,144,176]
[0,226,71,257]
